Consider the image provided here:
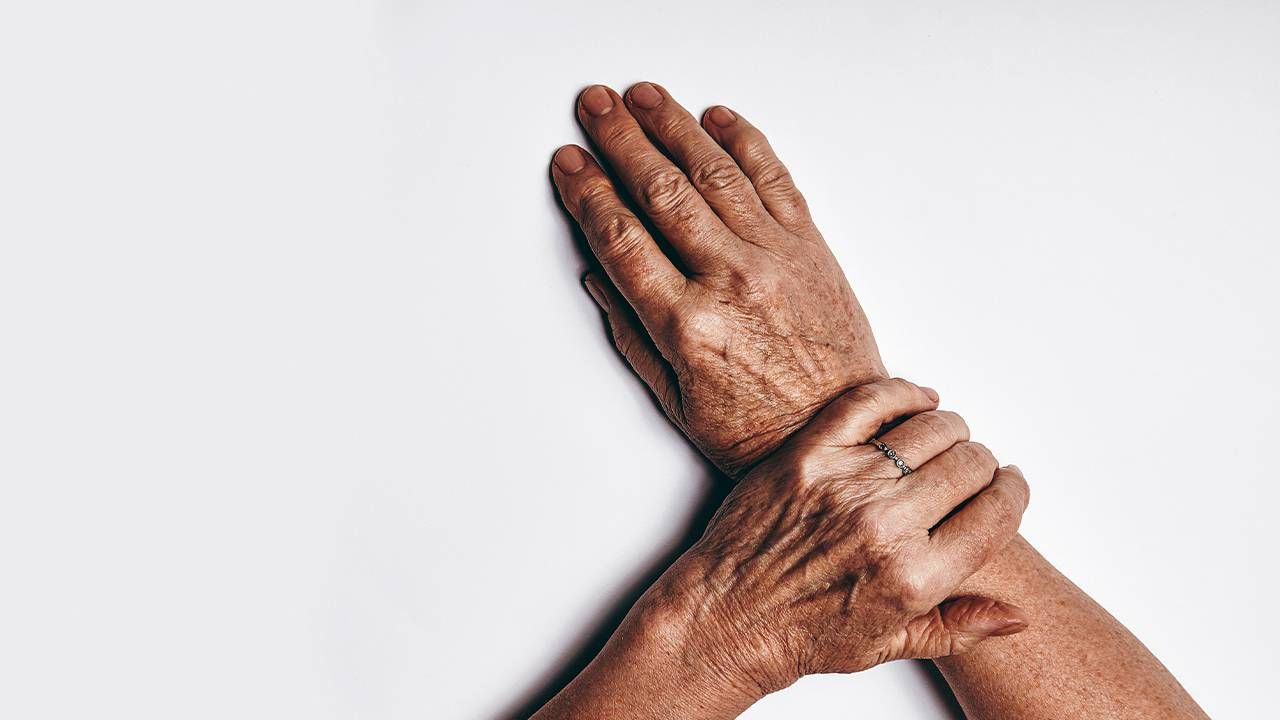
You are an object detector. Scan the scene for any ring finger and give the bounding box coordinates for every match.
[868,410,970,478]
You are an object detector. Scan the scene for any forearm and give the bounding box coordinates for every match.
[935,535,1207,719]
[531,580,759,720]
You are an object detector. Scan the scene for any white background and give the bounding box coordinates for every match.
[2,2,1277,718]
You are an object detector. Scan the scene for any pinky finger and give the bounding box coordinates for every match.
[700,106,812,232]
[584,274,682,424]
[927,466,1031,590]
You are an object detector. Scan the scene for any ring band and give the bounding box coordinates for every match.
[872,439,913,476]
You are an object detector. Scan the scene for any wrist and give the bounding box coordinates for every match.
[534,563,765,720]
[622,566,768,717]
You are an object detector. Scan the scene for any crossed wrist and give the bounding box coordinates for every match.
[622,564,775,717]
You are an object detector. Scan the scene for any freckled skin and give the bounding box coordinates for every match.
[557,84,884,478]
[551,82,1208,719]
[533,380,1030,720]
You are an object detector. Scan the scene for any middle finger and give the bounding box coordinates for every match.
[622,82,775,238]
[577,85,734,274]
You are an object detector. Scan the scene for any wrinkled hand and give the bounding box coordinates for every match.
[552,82,885,476]
[636,379,1029,708]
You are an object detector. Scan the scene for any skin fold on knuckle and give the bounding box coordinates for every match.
[652,114,689,143]
[691,154,749,196]
[573,180,620,220]
[662,306,725,353]
[846,383,887,423]
[751,158,797,195]
[596,122,646,156]
[939,410,969,439]
[637,166,696,218]
[877,560,937,615]
[848,501,909,557]
[956,441,998,478]
[585,209,648,264]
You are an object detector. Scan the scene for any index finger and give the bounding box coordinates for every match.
[552,144,687,319]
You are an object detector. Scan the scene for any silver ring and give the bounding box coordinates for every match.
[872,439,913,476]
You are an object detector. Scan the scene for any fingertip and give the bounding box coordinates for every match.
[991,617,1029,637]
[987,602,1030,636]
[999,465,1031,509]
[946,597,1030,639]
[582,273,609,312]
[552,145,587,175]
[704,105,737,129]
[578,84,616,117]
[625,81,664,110]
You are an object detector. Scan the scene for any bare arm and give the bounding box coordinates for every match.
[939,537,1206,719]
[535,381,1030,719]
[550,81,1208,717]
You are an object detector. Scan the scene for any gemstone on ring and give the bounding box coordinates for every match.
[871,438,913,476]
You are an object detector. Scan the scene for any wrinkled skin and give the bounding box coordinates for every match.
[553,82,884,476]
[672,379,1029,692]
[548,82,1211,720]
[531,379,1029,720]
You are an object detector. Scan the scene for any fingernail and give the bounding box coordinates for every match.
[707,105,736,127]
[921,386,940,402]
[985,603,1029,636]
[583,275,609,312]
[628,82,663,109]
[992,617,1029,636]
[553,145,586,174]
[580,85,614,117]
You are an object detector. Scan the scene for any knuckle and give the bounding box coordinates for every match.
[753,159,797,196]
[887,377,919,397]
[956,441,997,474]
[574,180,615,218]
[881,563,935,612]
[847,383,887,418]
[598,123,645,156]
[937,410,969,437]
[664,306,722,349]
[691,155,746,194]
[850,501,905,549]
[726,264,783,301]
[637,166,695,217]
[780,448,826,494]
[587,210,648,263]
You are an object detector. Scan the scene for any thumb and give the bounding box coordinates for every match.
[583,274,682,423]
[893,596,1029,660]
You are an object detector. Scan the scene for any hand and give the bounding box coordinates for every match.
[535,379,1029,719]
[552,82,885,476]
